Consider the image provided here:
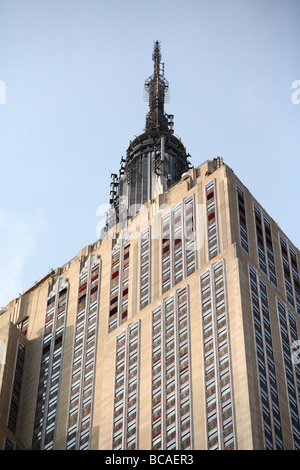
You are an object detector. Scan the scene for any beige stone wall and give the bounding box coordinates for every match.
[91,163,255,450]
[0,322,27,449]
[226,165,300,449]
[0,160,299,450]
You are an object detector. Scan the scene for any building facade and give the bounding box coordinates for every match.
[0,43,299,451]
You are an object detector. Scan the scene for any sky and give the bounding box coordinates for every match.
[0,0,299,307]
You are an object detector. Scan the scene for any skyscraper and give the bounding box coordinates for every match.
[0,42,299,451]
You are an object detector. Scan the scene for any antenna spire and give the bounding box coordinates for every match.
[144,41,169,132]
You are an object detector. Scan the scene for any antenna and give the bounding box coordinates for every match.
[144,41,170,132]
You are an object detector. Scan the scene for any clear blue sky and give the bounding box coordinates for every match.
[0,0,299,306]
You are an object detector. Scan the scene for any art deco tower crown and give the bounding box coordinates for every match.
[106,41,192,229]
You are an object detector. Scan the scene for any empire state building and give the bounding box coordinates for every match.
[0,42,299,451]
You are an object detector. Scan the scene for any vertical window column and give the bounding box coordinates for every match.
[184,195,197,277]
[253,206,277,287]
[151,287,192,450]
[7,341,26,435]
[289,246,300,315]
[205,180,219,260]
[277,299,300,449]
[200,261,236,450]
[109,248,121,331]
[108,242,130,332]
[287,311,300,408]
[140,227,151,310]
[236,183,248,254]
[176,287,192,450]
[172,204,184,285]
[120,242,130,324]
[161,214,171,294]
[112,321,140,450]
[151,305,163,450]
[161,195,197,295]
[32,278,69,450]
[248,266,283,449]
[66,256,101,450]
[254,204,267,276]
[263,215,277,287]
[164,296,177,450]
[112,331,126,450]
[279,235,295,310]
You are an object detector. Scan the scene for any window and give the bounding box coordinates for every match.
[16,317,29,336]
